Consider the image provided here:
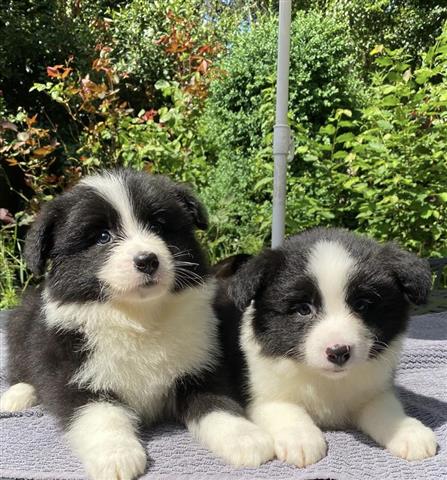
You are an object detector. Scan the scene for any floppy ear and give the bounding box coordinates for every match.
[211,253,252,279]
[175,184,208,230]
[24,200,60,276]
[228,249,283,311]
[381,243,432,305]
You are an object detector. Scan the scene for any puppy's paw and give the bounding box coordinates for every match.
[386,419,437,461]
[273,427,327,467]
[0,383,37,412]
[216,422,274,467]
[191,412,274,467]
[83,440,147,480]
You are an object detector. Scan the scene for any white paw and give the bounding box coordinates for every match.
[273,427,327,467]
[191,412,274,467]
[0,383,38,412]
[83,440,147,480]
[215,422,274,467]
[386,419,437,461]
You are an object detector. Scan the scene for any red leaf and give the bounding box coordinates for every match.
[47,66,59,78]
[142,109,157,122]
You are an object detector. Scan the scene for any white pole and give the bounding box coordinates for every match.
[271,0,292,248]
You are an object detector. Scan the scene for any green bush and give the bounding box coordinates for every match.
[326,0,447,67]
[200,10,365,258]
[288,30,447,257]
[1,1,446,308]
[200,21,447,260]
[0,0,98,111]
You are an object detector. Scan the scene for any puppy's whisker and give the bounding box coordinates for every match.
[174,266,203,280]
[174,260,199,267]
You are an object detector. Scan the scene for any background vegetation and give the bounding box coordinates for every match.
[1,0,447,306]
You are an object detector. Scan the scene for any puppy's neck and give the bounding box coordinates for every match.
[42,280,216,334]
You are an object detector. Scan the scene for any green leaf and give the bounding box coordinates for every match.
[335,132,355,144]
[155,80,170,90]
[319,124,336,135]
[254,177,272,192]
[376,120,393,130]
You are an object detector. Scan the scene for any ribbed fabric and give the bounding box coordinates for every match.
[0,312,446,480]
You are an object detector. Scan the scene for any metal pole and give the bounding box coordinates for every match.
[271,0,292,248]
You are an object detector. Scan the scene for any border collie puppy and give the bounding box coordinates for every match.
[223,228,437,467]
[0,170,273,480]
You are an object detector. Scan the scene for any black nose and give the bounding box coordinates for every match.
[134,252,159,275]
[325,344,351,366]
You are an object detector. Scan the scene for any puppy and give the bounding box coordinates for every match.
[221,227,437,467]
[0,169,273,479]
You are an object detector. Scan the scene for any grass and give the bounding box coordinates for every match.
[0,224,32,309]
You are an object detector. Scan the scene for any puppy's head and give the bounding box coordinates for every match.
[25,169,208,304]
[229,228,431,377]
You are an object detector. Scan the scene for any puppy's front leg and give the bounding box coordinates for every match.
[250,401,327,467]
[67,402,146,480]
[356,389,437,460]
[183,393,274,467]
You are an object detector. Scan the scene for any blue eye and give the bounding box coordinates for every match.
[97,230,112,245]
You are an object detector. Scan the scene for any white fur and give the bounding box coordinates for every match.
[241,305,400,428]
[0,382,38,412]
[305,241,373,372]
[249,401,327,467]
[80,173,135,233]
[241,305,436,463]
[43,280,219,420]
[66,402,146,480]
[356,390,437,461]
[241,305,436,466]
[188,411,274,467]
[81,172,174,300]
[98,229,174,300]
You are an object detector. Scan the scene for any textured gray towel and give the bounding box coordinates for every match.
[1,311,446,480]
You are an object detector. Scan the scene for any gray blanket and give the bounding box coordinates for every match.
[1,311,446,480]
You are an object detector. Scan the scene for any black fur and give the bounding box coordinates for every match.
[219,227,432,394]
[6,169,240,437]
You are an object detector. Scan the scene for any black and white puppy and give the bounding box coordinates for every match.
[222,228,437,467]
[0,169,273,479]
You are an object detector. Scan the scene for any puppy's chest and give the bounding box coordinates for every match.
[72,318,215,417]
[249,357,390,428]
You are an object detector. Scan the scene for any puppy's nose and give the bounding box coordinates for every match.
[134,252,159,275]
[325,344,351,366]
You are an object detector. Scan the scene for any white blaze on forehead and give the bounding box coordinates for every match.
[307,240,355,313]
[80,172,174,298]
[304,240,372,370]
[80,172,136,232]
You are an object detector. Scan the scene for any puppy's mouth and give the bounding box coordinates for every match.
[141,277,158,288]
[321,366,347,376]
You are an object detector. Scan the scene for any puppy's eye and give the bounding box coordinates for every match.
[353,298,372,313]
[97,230,112,245]
[150,217,166,233]
[294,303,313,316]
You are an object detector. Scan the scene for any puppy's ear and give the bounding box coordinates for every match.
[228,249,283,311]
[381,243,432,305]
[211,253,252,279]
[175,184,208,230]
[24,200,60,276]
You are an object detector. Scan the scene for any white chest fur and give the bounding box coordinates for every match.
[240,306,401,428]
[43,282,219,420]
